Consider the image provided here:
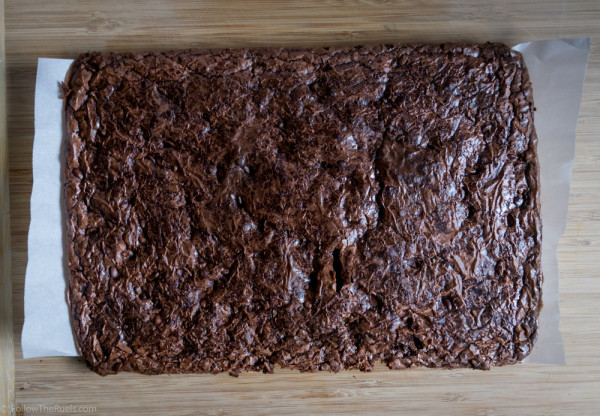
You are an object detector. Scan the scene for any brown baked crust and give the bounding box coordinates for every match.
[63,43,542,376]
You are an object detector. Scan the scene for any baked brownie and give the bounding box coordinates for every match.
[63,43,541,376]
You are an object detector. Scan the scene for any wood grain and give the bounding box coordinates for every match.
[1,0,16,414]
[5,1,600,415]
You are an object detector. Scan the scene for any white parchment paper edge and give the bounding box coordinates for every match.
[515,38,590,363]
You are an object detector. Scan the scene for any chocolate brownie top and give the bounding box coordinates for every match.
[63,43,541,376]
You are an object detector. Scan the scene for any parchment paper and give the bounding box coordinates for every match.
[22,39,590,364]
[514,38,590,363]
[22,58,78,357]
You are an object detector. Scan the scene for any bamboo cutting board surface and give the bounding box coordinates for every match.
[4,1,600,415]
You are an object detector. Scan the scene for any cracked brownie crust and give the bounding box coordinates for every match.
[64,43,542,376]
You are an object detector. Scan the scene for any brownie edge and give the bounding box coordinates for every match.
[63,43,542,376]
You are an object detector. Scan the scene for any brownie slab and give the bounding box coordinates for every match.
[63,43,542,375]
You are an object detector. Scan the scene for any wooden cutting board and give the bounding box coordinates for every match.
[3,1,600,414]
